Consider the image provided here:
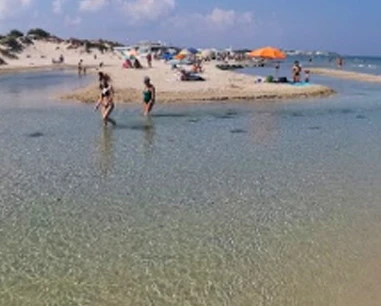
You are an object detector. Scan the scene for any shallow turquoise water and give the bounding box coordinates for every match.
[1,71,381,305]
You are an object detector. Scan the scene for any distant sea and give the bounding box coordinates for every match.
[287,55,381,75]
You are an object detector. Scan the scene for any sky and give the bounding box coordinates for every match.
[0,0,380,56]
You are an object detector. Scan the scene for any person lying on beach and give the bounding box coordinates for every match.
[143,76,155,116]
[179,69,205,81]
[95,80,116,126]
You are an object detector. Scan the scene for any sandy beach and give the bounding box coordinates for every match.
[60,60,335,104]
[0,40,335,104]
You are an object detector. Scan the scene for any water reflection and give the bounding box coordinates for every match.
[143,117,156,156]
[97,126,115,177]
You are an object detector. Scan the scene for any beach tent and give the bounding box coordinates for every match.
[248,47,286,60]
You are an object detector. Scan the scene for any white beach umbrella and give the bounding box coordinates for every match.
[201,49,215,58]
[179,49,191,56]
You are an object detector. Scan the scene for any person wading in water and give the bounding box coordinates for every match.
[95,79,116,126]
[142,76,155,116]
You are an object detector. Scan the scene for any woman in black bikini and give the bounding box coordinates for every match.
[95,79,116,126]
[292,61,302,83]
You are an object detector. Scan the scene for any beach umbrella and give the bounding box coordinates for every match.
[248,47,286,60]
[201,49,215,58]
[187,47,198,54]
[175,53,187,60]
[162,53,173,61]
[179,48,191,56]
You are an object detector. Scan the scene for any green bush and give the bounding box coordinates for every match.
[0,48,19,59]
[19,36,33,45]
[0,37,23,52]
[8,29,24,38]
[27,28,51,39]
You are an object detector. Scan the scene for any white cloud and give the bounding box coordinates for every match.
[65,15,82,26]
[53,0,66,14]
[207,8,253,28]
[79,0,109,12]
[165,8,254,31]
[121,0,175,24]
[0,0,32,19]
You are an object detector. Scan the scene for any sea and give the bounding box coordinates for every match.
[1,56,381,306]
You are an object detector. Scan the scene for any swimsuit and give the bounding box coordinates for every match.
[143,89,152,104]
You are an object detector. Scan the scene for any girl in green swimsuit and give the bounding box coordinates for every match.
[143,76,155,116]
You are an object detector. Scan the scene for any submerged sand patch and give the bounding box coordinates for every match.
[310,68,381,83]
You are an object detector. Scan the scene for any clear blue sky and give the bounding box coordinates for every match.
[0,0,380,56]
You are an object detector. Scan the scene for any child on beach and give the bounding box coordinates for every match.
[95,79,116,126]
[143,76,155,116]
[304,70,310,83]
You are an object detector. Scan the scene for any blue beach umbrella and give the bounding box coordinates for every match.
[162,53,173,61]
[187,47,198,54]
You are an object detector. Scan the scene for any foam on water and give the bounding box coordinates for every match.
[1,71,381,305]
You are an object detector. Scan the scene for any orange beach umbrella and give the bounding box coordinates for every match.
[248,47,286,60]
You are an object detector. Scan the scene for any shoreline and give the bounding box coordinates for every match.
[0,64,103,75]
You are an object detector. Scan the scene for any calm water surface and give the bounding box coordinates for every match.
[1,71,381,306]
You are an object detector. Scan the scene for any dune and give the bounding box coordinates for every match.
[0,39,122,72]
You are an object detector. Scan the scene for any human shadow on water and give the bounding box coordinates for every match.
[113,118,156,156]
[97,126,115,177]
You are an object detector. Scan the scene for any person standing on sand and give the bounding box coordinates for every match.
[292,61,302,83]
[143,76,155,116]
[147,53,152,68]
[95,79,116,126]
[275,62,280,78]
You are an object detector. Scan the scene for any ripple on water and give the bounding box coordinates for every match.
[2,72,381,305]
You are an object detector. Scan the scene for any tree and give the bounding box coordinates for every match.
[27,28,51,39]
[8,29,24,38]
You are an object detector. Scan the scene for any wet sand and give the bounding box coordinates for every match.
[310,67,381,82]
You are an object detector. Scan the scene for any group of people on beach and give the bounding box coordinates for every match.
[95,71,155,126]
